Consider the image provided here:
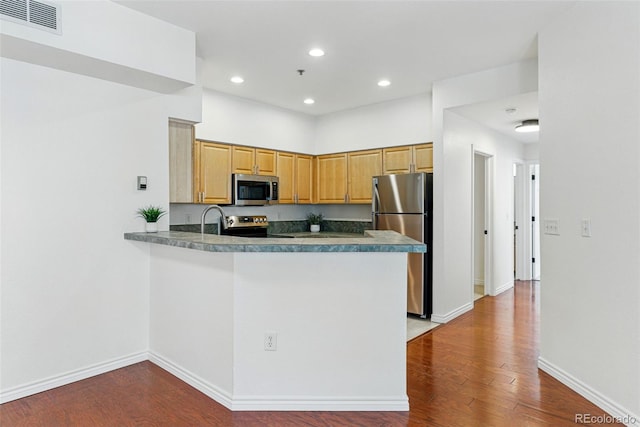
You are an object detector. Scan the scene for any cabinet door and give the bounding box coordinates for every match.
[295,154,313,204]
[348,149,382,204]
[195,141,232,204]
[169,120,194,203]
[232,146,255,174]
[256,149,276,175]
[413,143,433,173]
[316,153,347,204]
[276,151,295,204]
[382,146,412,175]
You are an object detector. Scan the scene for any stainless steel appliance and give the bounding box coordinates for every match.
[372,173,433,317]
[232,174,279,206]
[221,215,270,237]
[219,215,293,238]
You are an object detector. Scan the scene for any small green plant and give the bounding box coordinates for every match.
[306,212,324,225]
[137,205,167,223]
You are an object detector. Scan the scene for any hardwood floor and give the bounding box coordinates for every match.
[0,281,619,426]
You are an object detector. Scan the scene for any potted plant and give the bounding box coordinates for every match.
[306,212,323,233]
[137,205,166,233]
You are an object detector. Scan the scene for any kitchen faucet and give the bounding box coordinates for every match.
[201,205,227,236]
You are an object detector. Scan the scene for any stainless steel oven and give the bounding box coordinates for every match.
[232,174,279,206]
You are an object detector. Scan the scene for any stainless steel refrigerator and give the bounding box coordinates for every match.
[372,173,433,317]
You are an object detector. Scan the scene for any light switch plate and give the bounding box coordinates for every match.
[581,219,591,237]
[543,218,560,235]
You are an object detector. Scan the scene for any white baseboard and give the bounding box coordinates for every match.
[149,352,407,411]
[148,351,234,410]
[1,350,409,412]
[229,396,409,411]
[431,302,473,324]
[538,357,640,427]
[0,351,148,404]
[492,280,514,296]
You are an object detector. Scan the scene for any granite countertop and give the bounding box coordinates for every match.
[124,230,426,253]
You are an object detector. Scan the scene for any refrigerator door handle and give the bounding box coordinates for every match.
[372,178,381,210]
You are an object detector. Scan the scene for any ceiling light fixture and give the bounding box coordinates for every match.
[304,98,315,105]
[378,79,391,87]
[230,76,244,84]
[515,119,539,133]
[309,48,325,57]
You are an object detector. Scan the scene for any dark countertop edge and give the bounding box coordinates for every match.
[123,231,426,253]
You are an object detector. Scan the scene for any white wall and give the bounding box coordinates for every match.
[314,93,432,153]
[0,5,200,400]
[196,89,316,153]
[0,0,195,92]
[538,2,640,420]
[431,60,535,322]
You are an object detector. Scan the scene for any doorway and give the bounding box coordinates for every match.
[473,152,493,300]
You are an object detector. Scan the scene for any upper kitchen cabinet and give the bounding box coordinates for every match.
[194,140,232,204]
[316,150,381,204]
[232,146,276,176]
[382,143,433,174]
[413,143,433,173]
[347,149,382,204]
[276,152,313,204]
[169,119,194,203]
[295,154,313,204]
[276,151,295,204]
[316,153,348,203]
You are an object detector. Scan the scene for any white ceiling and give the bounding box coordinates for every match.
[453,91,540,143]
[116,1,573,140]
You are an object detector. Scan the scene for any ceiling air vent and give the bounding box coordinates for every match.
[1,0,60,34]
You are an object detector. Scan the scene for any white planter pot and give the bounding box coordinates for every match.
[310,224,320,233]
[145,222,158,233]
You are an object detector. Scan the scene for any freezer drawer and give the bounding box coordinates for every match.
[375,213,426,315]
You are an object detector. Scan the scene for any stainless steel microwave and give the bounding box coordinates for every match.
[232,174,279,206]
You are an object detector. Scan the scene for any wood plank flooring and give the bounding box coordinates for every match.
[0,281,619,426]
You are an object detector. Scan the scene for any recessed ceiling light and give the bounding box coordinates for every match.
[230,76,244,84]
[309,48,325,57]
[378,79,391,87]
[515,119,539,133]
[303,98,315,105]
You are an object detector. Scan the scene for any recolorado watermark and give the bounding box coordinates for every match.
[575,413,637,424]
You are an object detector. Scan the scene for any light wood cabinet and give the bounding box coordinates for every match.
[194,140,232,204]
[413,143,433,173]
[295,154,313,204]
[276,151,295,204]
[169,120,194,203]
[347,149,382,204]
[232,146,276,175]
[316,153,348,203]
[316,150,381,204]
[276,152,313,204]
[382,143,433,174]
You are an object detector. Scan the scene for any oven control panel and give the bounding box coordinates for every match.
[225,215,269,228]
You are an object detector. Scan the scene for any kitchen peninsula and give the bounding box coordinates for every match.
[124,230,425,411]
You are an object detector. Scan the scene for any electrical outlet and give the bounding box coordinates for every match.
[264,332,277,351]
[543,218,560,235]
[581,218,591,237]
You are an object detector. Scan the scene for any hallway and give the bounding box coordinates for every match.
[0,281,618,426]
